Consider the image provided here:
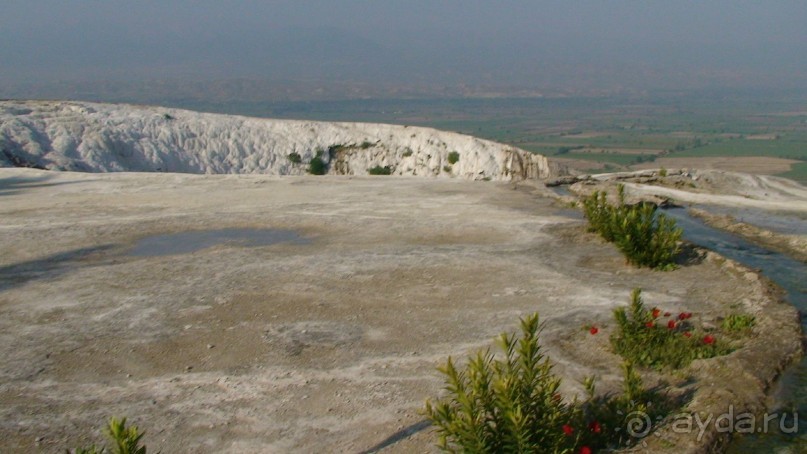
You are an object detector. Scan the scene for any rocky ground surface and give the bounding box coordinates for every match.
[0,168,801,453]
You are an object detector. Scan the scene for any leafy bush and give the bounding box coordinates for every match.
[402,148,414,157]
[610,289,731,369]
[578,361,673,450]
[424,314,576,452]
[72,417,150,454]
[425,313,673,452]
[447,151,460,164]
[287,152,302,164]
[308,157,328,175]
[368,165,392,175]
[658,167,667,177]
[582,184,682,269]
[722,313,755,332]
[443,165,452,173]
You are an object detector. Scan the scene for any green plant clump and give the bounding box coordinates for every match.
[447,151,460,164]
[611,289,731,369]
[287,152,302,164]
[722,313,756,332]
[443,165,453,173]
[368,165,392,175]
[582,184,682,269]
[308,157,328,175]
[402,148,414,157]
[72,417,150,454]
[425,313,673,452]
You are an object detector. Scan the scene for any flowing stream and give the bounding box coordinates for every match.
[552,186,806,449]
[662,208,807,451]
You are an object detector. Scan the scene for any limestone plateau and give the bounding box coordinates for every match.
[0,101,555,181]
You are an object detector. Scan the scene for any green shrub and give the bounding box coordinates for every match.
[402,148,414,157]
[72,417,150,454]
[368,165,392,175]
[578,361,673,449]
[447,151,460,164]
[425,313,673,452]
[610,289,731,369]
[582,184,682,269]
[443,165,452,173]
[659,167,668,177]
[425,314,576,452]
[287,152,302,164]
[722,313,755,332]
[360,141,374,149]
[308,157,328,175]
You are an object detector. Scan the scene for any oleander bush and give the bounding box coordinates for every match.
[582,184,682,269]
[610,289,731,370]
[71,417,150,454]
[424,313,673,452]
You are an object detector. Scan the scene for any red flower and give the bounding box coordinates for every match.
[562,424,574,436]
[703,335,716,345]
[579,447,592,454]
[664,312,671,317]
[588,420,602,433]
[683,331,692,338]
[678,312,692,321]
[667,320,676,330]
[645,321,655,328]
[589,326,599,335]
[651,308,661,319]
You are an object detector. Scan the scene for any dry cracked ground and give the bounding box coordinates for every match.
[0,169,785,452]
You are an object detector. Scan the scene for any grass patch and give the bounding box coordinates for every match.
[777,161,807,184]
[671,139,807,159]
[722,313,756,332]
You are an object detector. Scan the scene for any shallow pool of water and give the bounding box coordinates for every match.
[128,228,308,256]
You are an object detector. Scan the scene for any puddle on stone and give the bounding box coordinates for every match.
[128,228,308,257]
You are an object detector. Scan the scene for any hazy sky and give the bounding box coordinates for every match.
[1,1,805,94]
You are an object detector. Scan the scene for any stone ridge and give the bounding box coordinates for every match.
[0,100,554,181]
